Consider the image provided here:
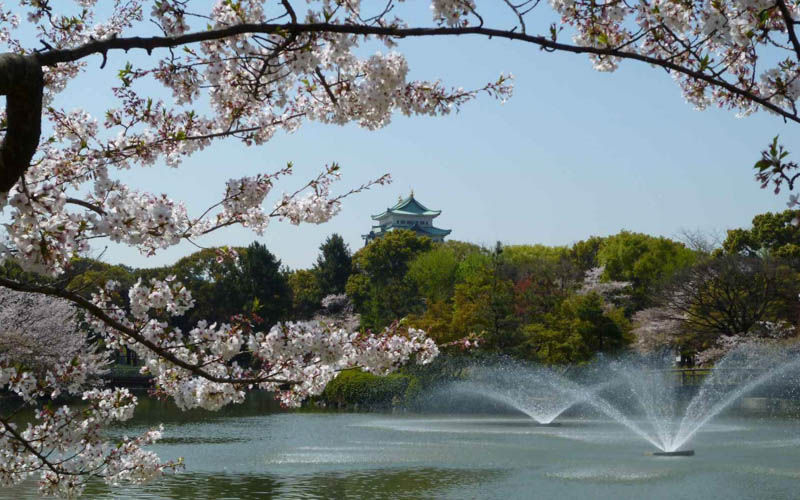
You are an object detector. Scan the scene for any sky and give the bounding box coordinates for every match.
[9,3,800,270]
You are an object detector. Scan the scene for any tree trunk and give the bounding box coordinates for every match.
[0,53,43,194]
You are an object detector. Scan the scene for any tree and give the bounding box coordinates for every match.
[502,244,584,323]
[519,292,632,363]
[346,230,432,330]
[655,255,800,349]
[136,243,292,328]
[406,243,464,304]
[723,209,800,262]
[288,268,322,319]
[630,307,686,355]
[450,243,519,350]
[0,287,94,375]
[313,234,352,297]
[235,241,293,326]
[141,247,244,328]
[596,231,697,309]
[570,236,606,272]
[2,0,800,495]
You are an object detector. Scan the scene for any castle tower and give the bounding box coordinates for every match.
[362,193,451,245]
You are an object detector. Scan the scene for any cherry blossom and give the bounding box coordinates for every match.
[1,0,799,496]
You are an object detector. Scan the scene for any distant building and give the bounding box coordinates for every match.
[362,192,451,245]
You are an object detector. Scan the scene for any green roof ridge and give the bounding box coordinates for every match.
[371,194,442,220]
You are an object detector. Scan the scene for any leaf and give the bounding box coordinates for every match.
[754,159,772,171]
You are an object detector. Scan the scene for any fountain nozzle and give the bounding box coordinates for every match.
[648,450,695,457]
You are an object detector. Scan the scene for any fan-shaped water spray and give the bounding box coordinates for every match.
[441,360,605,424]
[584,347,800,452]
[436,348,800,453]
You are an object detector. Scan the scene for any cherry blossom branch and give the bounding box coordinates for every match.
[30,22,797,123]
[775,0,800,62]
[0,276,291,386]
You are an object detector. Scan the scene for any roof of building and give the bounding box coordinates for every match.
[362,221,451,240]
[407,222,451,237]
[371,194,442,220]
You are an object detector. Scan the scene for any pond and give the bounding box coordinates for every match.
[2,393,800,499]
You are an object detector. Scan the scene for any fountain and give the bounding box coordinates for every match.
[441,359,606,425]
[577,347,800,454]
[439,347,800,455]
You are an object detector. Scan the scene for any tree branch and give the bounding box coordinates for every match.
[0,276,292,386]
[29,22,796,123]
[776,0,800,62]
[1,20,797,196]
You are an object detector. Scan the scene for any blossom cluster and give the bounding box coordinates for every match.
[0,383,174,498]
[87,278,438,411]
[0,287,172,496]
[0,2,512,278]
[430,0,477,27]
[579,266,630,302]
[695,321,799,365]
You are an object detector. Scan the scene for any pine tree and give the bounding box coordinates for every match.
[314,234,353,297]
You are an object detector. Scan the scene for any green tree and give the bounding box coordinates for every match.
[519,292,632,363]
[406,244,462,304]
[722,209,800,262]
[346,230,432,330]
[406,300,456,344]
[404,241,483,343]
[450,243,519,350]
[502,244,583,323]
[596,231,697,309]
[64,258,137,300]
[314,234,352,296]
[143,247,243,329]
[146,243,292,328]
[518,323,589,364]
[236,242,293,326]
[569,236,606,272]
[287,269,323,319]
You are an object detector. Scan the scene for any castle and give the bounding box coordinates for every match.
[362,192,451,245]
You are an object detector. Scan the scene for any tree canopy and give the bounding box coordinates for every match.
[314,233,352,297]
[723,209,800,261]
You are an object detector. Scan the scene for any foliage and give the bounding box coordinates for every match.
[406,244,462,304]
[655,255,800,350]
[569,236,606,272]
[320,369,415,409]
[65,258,138,301]
[142,243,292,328]
[450,244,519,350]
[596,231,697,309]
[287,269,322,319]
[313,234,352,297]
[235,242,293,326]
[406,300,456,344]
[346,230,432,330]
[519,292,631,364]
[722,209,800,262]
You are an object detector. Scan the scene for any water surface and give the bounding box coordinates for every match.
[2,394,800,499]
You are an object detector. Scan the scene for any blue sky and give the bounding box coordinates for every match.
[11,4,800,270]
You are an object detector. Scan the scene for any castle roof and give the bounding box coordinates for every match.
[371,194,442,220]
[364,221,452,238]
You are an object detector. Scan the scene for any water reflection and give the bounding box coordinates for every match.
[81,468,501,500]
